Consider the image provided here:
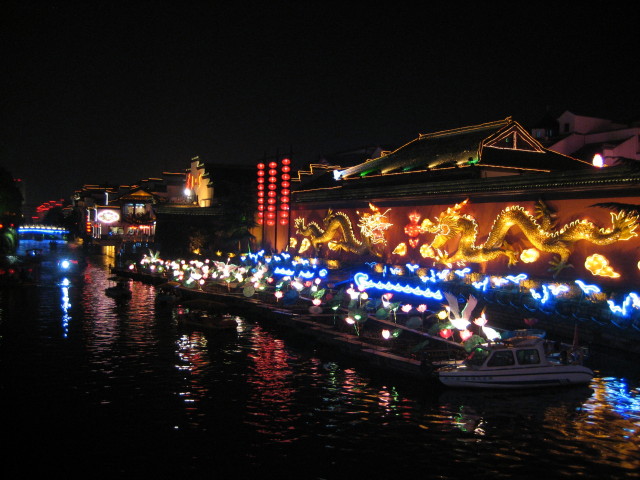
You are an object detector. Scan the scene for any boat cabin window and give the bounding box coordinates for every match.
[516,348,540,365]
[466,348,490,366]
[486,350,515,367]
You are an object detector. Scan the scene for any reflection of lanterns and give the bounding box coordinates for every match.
[382,329,391,340]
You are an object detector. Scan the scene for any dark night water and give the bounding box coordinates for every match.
[2,242,639,479]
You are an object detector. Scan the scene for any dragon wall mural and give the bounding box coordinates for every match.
[294,204,392,257]
[291,198,639,279]
[418,199,638,274]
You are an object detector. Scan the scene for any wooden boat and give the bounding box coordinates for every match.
[174,299,238,332]
[155,282,180,305]
[105,276,132,299]
[434,336,593,389]
[176,310,238,331]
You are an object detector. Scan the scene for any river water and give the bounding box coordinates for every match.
[1,241,639,479]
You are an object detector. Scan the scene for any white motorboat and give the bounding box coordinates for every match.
[435,336,593,389]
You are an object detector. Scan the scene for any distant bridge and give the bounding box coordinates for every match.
[18,225,69,239]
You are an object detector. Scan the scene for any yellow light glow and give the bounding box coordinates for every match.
[585,253,620,278]
[420,244,435,258]
[392,243,407,256]
[592,154,604,168]
[520,248,540,263]
[299,238,311,254]
[289,237,298,248]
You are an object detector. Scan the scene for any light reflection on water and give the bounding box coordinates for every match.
[1,244,639,478]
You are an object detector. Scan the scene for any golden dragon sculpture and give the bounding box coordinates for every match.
[421,199,638,274]
[294,205,391,257]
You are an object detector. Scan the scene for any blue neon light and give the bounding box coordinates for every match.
[506,274,528,284]
[18,227,69,235]
[607,293,640,316]
[353,272,443,300]
[530,285,550,304]
[472,277,489,291]
[273,267,295,276]
[454,267,471,278]
[575,280,601,295]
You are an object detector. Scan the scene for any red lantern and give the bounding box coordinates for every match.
[268,162,277,169]
[257,163,265,170]
[280,196,289,203]
[257,177,264,184]
[257,170,265,176]
[281,158,290,165]
[268,169,278,176]
[281,165,290,173]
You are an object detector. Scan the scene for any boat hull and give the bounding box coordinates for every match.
[438,365,593,389]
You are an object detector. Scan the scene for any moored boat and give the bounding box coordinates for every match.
[174,299,239,332]
[105,276,132,299]
[434,336,593,389]
[175,310,239,332]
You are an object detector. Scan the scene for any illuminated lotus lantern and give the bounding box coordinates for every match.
[439,328,453,339]
[459,329,473,342]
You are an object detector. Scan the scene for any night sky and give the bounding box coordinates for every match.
[2,2,638,214]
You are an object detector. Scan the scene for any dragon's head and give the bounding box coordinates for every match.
[294,217,306,233]
[423,199,468,249]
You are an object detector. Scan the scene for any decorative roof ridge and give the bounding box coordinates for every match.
[418,117,512,140]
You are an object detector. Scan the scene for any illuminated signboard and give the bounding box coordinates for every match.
[97,209,120,224]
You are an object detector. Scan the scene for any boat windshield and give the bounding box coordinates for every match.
[465,347,490,367]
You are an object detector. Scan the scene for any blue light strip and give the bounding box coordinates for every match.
[18,227,69,235]
[353,272,443,300]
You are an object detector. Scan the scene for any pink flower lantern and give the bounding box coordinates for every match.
[459,329,473,342]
